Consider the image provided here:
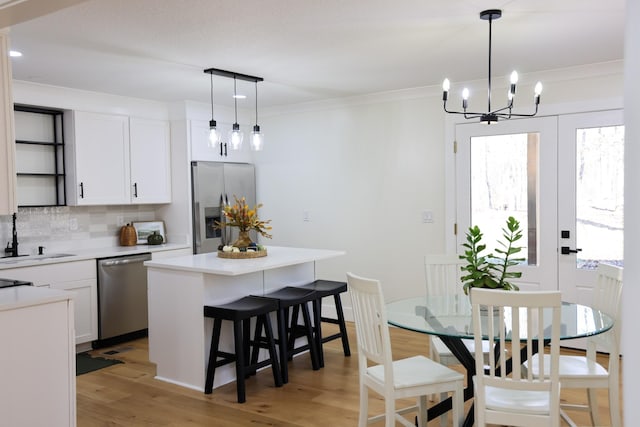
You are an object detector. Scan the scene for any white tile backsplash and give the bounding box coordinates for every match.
[0,205,161,255]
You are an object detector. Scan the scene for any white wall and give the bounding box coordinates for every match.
[255,89,447,300]
[623,0,639,423]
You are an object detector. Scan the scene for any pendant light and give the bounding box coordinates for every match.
[251,81,264,151]
[208,73,222,148]
[442,9,542,124]
[204,68,264,151]
[229,76,244,150]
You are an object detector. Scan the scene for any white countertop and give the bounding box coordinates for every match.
[0,285,74,312]
[0,243,191,270]
[144,246,345,276]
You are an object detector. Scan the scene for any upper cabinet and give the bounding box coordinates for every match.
[190,119,253,163]
[65,111,171,205]
[130,118,171,203]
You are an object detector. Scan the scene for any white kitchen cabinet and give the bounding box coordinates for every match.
[190,119,253,163]
[130,117,171,203]
[0,286,76,427]
[65,111,130,205]
[0,260,98,346]
[65,111,171,205]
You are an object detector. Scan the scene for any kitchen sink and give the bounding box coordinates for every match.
[0,253,76,264]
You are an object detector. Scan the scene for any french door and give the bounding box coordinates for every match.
[455,111,624,297]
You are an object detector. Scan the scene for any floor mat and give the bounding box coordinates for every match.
[76,352,123,376]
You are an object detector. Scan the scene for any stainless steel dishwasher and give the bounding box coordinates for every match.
[96,253,152,346]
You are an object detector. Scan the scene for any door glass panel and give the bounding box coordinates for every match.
[470,133,539,265]
[575,125,624,269]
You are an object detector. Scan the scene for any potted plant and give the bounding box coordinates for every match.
[459,216,524,295]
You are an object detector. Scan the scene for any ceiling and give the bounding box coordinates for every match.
[4,0,626,109]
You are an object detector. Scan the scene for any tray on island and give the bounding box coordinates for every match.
[217,249,268,259]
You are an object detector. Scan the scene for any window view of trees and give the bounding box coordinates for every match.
[576,125,624,268]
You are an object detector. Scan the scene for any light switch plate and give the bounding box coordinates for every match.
[422,211,434,223]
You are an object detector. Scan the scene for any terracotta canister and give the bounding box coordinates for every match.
[119,223,137,246]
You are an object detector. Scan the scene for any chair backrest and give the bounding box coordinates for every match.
[346,273,394,377]
[424,254,465,297]
[590,263,623,355]
[470,288,561,412]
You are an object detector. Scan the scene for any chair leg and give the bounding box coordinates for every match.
[232,320,247,403]
[333,293,351,356]
[312,298,325,367]
[359,380,369,427]
[417,395,427,427]
[243,318,253,378]
[286,304,301,360]
[262,312,283,387]
[587,387,601,426]
[249,316,263,376]
[275,308,289,384]
[204,318,223,394]
[452,381,463,427]
[384,395,396,427]
[300,302,320,370]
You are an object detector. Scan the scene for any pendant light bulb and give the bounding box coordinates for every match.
[230,123,243,150]
[251,125,264,151]
[209,121,222,148]
[251,81,264,151]
[229,76,244,150]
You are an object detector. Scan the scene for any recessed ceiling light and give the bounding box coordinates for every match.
[9,50,22,57]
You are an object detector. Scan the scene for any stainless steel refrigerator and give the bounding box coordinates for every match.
[191,161,256,254]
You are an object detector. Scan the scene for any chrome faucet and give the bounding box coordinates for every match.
[4,213,18,257]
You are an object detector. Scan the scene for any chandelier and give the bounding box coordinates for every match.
[442,9,542,124]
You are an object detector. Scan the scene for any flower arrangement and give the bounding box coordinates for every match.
[215,195,272,246]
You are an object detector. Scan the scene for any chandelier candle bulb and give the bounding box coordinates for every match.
[442,78,450,101]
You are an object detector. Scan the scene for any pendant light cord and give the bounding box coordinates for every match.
[254,81,259,125]
[210,73,215,119]
[234,76,238,123]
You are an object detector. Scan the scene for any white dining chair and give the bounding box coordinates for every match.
[471,288,562,427]
[346,272,464,427]
[424,254,492,366]
[523,263,623,427]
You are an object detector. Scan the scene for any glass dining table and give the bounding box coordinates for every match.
[386,294,614,427]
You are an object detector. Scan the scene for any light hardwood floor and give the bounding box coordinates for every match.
[77,323,622,426]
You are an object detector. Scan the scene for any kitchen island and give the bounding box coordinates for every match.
[144,246,345,391]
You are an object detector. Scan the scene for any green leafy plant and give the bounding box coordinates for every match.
[459,216,524,295]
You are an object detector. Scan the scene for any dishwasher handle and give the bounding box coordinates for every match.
[99,254,152,267]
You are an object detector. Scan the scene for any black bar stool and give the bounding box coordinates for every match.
[257,286,321,384]
[203,296,283,403]
[298,280,351,367]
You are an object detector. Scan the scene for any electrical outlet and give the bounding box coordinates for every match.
[116,215,125,226]
[69,218,78,231]
[303,210,311,222]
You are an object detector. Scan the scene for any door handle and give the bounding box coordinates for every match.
[561,246,583,255]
